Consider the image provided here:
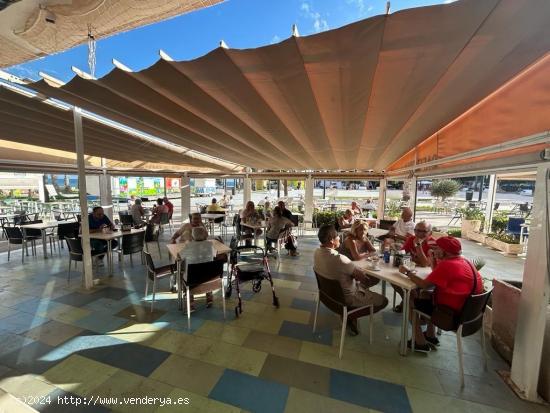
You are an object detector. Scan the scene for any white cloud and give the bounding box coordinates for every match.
[346,0,366,15]
[444,0,458,3]
[300,1,329,33]
[271,35,281,44]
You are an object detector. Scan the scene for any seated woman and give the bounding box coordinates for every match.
[340,220,376,260]
[150,198,168,225]
[240,201,261,243]
[130,198,145,226]
[337,209,355,230]
[350,201,362,217]
[266,206,297,256]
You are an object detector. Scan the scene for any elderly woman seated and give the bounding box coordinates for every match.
[339,220,379,288]
[337,209,355,230]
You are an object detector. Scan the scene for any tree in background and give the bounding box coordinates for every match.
[431,179,461,201]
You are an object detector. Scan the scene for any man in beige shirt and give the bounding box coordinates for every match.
[206,198,225,213]
[313,224,388,335]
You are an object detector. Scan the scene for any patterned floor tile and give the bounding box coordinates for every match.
[210,369,289,413]
[242,330,302,359]
[53,292,102,308]
[73,313,130,334]
[284,387,372,413]
[194,320,251,346]
[0,372,56,400]
[0,331,35,357]
[37,389,111,412]
[24,320,84,347]
[157,388,240,413]
[406,387,513,413]
[0,340,57,374]
[115,305,166,323]
[260,354,331,396]
[42,354,118,397]
[279,321,333,346]
[150,354,224,396]
[330,369,412,413]
[0,312,50,334]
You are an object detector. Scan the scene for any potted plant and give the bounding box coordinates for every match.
[430,179,461,201]
[485,233,523,255]
[459,206,484,238]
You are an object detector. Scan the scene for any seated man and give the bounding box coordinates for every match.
[171,213,207,243]
[350,201,362,217]
[382,207,415,249]
[400,236,483,353]
[392,221,436,312]
[362,198,376,212]
[277,200,295,223]
[337,209,354,230]
[150,198,169,225]
[130,198,145,226]
[88,206,118,261]
[207,198,225,213]
[314,224,388,335]
[180,226,216,310]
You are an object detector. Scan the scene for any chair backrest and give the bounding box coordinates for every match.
[506,217,524,234]
[313,271,346,315]
[65,237,84,260]
[121,231,145,254]
[493,202,500,211]
[119,213,134,225]
[142,251,156,279]
[235,215,243,237]
[458,288,492,337]
[23,220,43,237]
[519,203,530,213]
[4,226,23,241]
[53,210,63,221]
[378,219,396,230]
[186,259,224,287]
[213,212,225,223]
[160,212,170,225]
[144,223,159,242]
[58,222,80,240]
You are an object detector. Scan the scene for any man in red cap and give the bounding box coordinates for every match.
[400,236,483,353]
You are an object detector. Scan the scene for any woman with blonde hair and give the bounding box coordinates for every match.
[340,220,376,261]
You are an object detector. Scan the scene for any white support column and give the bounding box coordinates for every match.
[305,175,314,228]
[181,173,190,222]
[74,108,94,290]
[37,174,46,203]
[510,164,550,401]
[377,179,387,220]
[99,158,113,220]
[483,174,497,234]
[244,175,252,205]
[408,176,418,220]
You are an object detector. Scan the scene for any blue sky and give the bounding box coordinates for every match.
[7,0,453,82]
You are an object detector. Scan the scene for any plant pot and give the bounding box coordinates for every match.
[466,231,487,244]
[491,279,521,364]
[485,237,523,255]
[461,219,481,235]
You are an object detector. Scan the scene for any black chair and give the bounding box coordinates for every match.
[144,223,162,258]
[57,222,81,251]
[313,271,373,359]
[118,212,134,226]
[184,259,226,328]
[412,288,493,388]
[65,237,103,285]
[4,226,36,263]
[53,210,64,221]
[378,219,397,230]
[117,230,146,266]
[143,251,176,312]
[159,212,172,233]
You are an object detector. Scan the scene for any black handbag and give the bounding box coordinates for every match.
[431,260,478,331]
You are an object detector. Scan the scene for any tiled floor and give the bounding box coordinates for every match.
[0,230,545,412]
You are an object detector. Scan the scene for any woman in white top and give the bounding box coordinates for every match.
[266,206,295,254]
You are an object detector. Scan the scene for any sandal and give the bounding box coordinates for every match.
[393,303,403,313]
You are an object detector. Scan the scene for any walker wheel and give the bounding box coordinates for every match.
[225,286,232,298]
[273,296,280,308]
[235,307,240,318]
[252,280,262,293]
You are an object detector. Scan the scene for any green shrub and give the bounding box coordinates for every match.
[491,212,509,235]
[459,206,484,221]
[384,200,402,219]
[488,233,519,244]
[431,179,461,200]
[447,228,462,238]
[313,210,343,227]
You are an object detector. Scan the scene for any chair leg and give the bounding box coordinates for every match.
[411,310,416,353]
[369,305,373,345]
[151,278,156,313]
[481,319,488,371]
[456,325,465,388]
[157,241,162,258]
[68,258,72,285]
[339,307,348,359]
[221,279,226,320]
[186,287,191,330]
[392,289,397,309]
[144,270,149,299]
[130,253,133,266]
[312,293,320,333]
[7,242,10,262]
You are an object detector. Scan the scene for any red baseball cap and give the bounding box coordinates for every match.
[435,236,462,255]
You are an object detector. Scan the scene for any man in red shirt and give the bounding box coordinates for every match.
[393,221,436,312]
[400,236,483,353]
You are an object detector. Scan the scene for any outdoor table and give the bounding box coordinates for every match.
[355,260,431,356]
[241,220,268,245]
[89,227,146,276]
[20,221,71,259]
[166,240,232,310]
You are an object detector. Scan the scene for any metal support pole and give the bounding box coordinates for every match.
[99,158,113,220]
[163,177,167,198]
[305,175,314,228]
[181,173,190,222]
[73,107,94,289]
[277,180,281,199]
[377,179,387,220]
[483,174,497,234]
[510,164,550,401]
[409,176,418,220]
